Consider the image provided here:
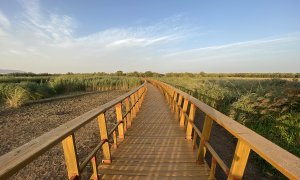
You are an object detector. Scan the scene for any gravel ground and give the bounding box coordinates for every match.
[0,90,127,179]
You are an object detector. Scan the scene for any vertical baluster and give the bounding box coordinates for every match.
[138,89,142,108]
[113,131,118,149]
[130,94,136,120]
[177,95,183,121]
[90,156,98,180]
[180,99,189,127]
[228,140,250,180]
[173,92,178,113]
[62,134,80,179]
[197,115,213,162]
[134,92,139,113]
[192,131,198,150]
[169,90,174,109]
[115,103,124,139]
[186,103,196,140]
[209,157,217,180]
[97,113,111,163]
[125,98,131,128]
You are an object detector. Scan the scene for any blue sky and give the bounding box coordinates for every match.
[0,0,299,73]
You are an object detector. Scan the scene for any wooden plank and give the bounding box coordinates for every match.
[177,94,183,120]
[125,98,131,128]
[197,115,213,162]
[209,157,217,180]
[100,161,204,167]
[115,103,124,139]
[130,94,136,120]
[228,140,251,180]
[112,154,196,159]
[186,103,196,139]
[98,169,207,176]
[90,156,99,180]
[180,99,189,127]
[100,175,208,180]
[97,84,210,179]
[97,113,111,163]
[134,92,139,114]
[100,164,204,171]
[61,134,80,179]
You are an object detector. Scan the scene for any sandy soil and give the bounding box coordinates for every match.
[0,90,127,179]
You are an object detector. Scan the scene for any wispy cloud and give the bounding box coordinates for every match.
[18,0,75,43]
[1,0,299,73]
[164,36,300,57]
[0,10,10,29]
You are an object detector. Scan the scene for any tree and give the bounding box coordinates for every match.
[115,70,124,76]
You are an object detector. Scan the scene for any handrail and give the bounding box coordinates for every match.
[148,79,300,180]
[0,81,147,179]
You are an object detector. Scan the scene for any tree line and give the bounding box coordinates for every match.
[1,71,299,78]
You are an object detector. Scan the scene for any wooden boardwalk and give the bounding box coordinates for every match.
[99,84,210,179]
[2,81,298,180]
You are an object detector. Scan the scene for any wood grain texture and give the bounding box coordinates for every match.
[98,84,210,179]
[149,79,300,179]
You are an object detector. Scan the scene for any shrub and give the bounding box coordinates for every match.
[5,86,29,107]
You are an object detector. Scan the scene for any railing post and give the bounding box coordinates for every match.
[197,115,213,162]
[180,99,189,127]
[228,140,251,180]
[173,92,178,112]
[170,90,174,109]
[130,94,136,120]
[186,103,196,140]
[209,157,217,180]
[138,89,142,108]
[177,94,183,120]
[115,103,124,139]
[166,92,170,105]
[134,92,139,113]
[192,130,198,150]
[125,98,131,128]
[97,113,111,163]
[141,86,146,103]
[91,156,99,180]
[113,131,118,149]
[62,134,80,179]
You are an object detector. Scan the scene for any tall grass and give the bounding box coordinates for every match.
[0,75,142,108]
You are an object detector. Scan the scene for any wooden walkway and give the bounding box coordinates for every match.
[99,84,210,179]
[1,81,299,179]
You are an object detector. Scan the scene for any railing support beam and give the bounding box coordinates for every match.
[97,113,111,163]
[115,103,124,139]
[186,103,196,139]
[125,98,131,128]
[62,134,80,179]
[180,99,189,127]
[197,115,213,162]
[228,140,251,180]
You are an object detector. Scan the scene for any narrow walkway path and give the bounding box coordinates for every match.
[99,84,210,179]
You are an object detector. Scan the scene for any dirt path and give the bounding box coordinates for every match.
[0,90,127,179]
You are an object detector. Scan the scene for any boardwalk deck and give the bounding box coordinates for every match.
[99,84,210,179]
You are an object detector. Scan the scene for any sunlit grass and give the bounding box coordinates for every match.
[0,74,142,108]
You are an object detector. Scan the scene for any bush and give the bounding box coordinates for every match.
[5,86,29,107]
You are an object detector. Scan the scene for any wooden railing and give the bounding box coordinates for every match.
[149,79,300,180]
[0,82,147,179]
